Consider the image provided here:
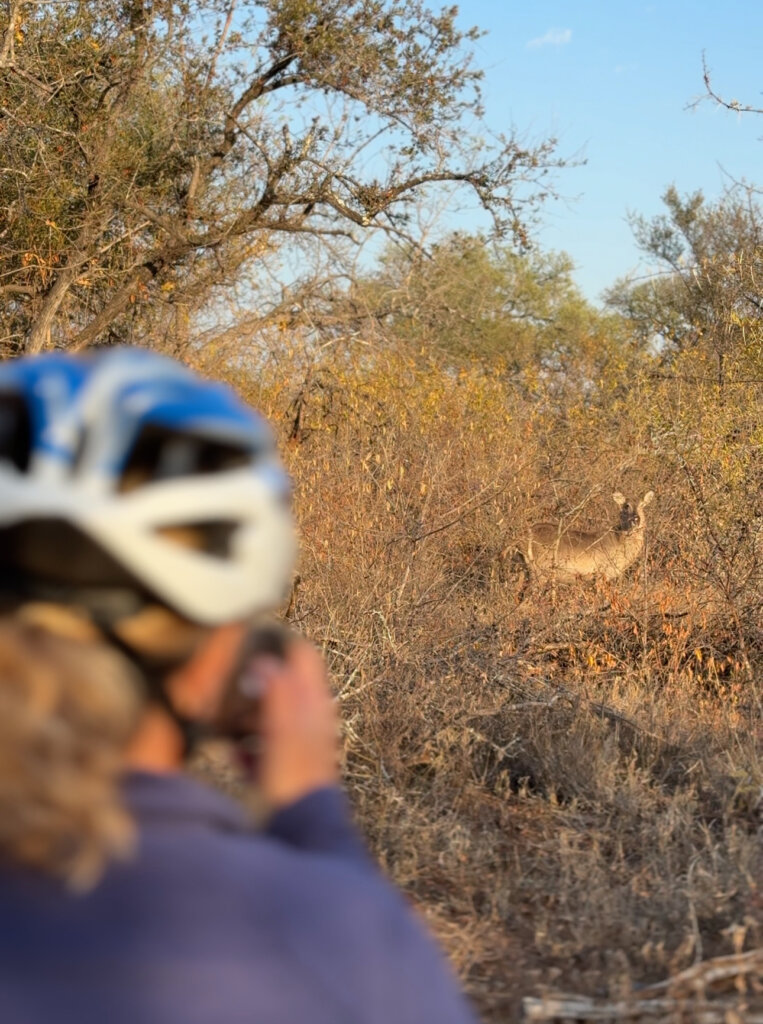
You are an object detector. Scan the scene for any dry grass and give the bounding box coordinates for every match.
[201,344,763,1021]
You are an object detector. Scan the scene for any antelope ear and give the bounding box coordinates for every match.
[612,492,626,507]
[640,491,654,508]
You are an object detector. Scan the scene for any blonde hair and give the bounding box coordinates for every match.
[0,606,142,891]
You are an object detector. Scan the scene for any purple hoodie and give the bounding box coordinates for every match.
[0,773,477,1024]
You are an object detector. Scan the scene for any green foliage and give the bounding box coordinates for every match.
[0,0,562,354]
[606,186,763,386]
[343,233,640,407]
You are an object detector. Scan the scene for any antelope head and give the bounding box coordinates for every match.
[613,491,654,534]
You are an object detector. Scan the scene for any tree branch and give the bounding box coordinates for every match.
[0,0,21,68]
[203,53,299,172]
[694,54,763,115]
[0,283,36,297]
[202,0,237,92]
[24,266,78,353]
[70,264,155,352]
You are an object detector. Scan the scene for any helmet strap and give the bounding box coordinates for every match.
[95,621,208,759]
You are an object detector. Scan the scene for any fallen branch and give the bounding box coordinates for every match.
[524,995,763,1023]
[523,947,763,1023]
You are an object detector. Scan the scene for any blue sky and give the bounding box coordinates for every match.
[452,2,763,303]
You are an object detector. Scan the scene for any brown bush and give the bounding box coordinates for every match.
[199,338,762,1021]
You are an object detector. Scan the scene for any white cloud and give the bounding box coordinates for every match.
[526,27,572,49]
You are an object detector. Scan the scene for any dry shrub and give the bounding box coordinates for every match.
[208,342,762,1021]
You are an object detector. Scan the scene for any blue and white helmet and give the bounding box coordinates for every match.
[0,347,296,626]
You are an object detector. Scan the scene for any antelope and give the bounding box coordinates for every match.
[523,491,655,584]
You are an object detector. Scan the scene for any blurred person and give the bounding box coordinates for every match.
[0,348,475,1024]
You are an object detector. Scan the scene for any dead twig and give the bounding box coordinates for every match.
[523,947,763,1022]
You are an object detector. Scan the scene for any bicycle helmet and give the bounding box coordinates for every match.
[0,347,296,626]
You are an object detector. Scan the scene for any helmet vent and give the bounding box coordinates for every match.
[0,394,32,471]
[119,423,252,492]
[156,521,237,558]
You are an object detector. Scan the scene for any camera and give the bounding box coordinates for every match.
[213,622,293,750]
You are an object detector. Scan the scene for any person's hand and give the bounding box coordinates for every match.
[248,639,340,813]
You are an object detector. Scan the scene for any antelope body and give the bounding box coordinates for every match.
[525,491,654,583]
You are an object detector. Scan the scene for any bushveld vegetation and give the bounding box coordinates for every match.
[196,197,762,1021]
[2,1,762,1019]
